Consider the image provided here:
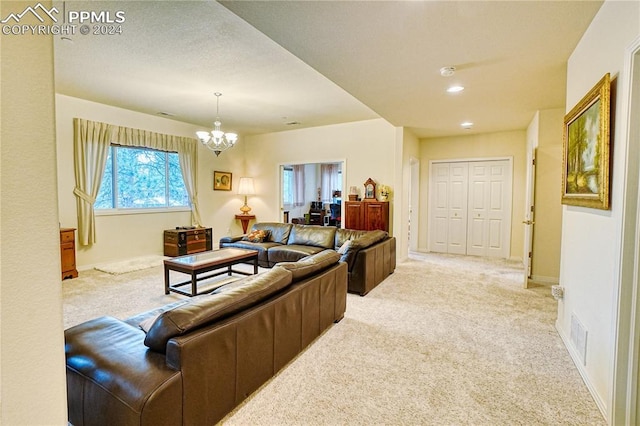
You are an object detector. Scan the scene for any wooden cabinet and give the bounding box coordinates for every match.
[60,228,78,280]
[344,201,389,232]
[164,227,212,257]
[344,201,364,230]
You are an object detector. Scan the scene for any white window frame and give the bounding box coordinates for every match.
[95,145,191,215]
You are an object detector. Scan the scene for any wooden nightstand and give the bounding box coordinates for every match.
[60,228,78,280]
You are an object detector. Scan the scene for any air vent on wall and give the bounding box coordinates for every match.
[570,313,588,365]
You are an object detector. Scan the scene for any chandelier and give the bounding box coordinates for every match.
[196,92,238,156]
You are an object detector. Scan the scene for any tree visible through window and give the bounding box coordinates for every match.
[95,146,190,209]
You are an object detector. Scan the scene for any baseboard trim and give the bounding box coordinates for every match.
[555,321,608,421]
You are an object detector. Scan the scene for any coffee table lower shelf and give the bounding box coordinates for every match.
[164,248,259,297]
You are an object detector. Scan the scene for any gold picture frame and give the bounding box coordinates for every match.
[213,171,232,191]
[561,73,611,210]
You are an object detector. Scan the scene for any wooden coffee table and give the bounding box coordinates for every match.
[164,248,259,297]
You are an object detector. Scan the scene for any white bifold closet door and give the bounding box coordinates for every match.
[429,160,512,258]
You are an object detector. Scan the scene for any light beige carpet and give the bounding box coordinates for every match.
[63,253,605,425]
[93,254,167,275]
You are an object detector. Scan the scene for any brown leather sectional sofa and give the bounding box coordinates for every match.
[65,250,347,426]
[220,223,396,296]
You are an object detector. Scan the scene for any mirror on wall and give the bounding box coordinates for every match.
[280,162,343,227]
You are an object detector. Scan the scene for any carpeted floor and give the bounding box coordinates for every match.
[62,253,605,425]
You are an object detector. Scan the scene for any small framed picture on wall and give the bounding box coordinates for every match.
[214,171,232,191]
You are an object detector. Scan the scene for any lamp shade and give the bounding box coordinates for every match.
[237,177,255,195]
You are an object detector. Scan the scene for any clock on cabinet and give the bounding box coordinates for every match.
[363,178,376,200]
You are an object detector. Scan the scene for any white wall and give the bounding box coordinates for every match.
[55,95,246,268]
[558,0,640,419]
[243,118,398,233]
[527,108,564,284]
[1,2,68,422]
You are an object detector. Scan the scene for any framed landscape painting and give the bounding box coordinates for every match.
[213,171,232,191]
[561,73,611,210]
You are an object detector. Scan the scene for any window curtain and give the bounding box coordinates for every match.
[73,119,112,246]
[321,164,340,202]
[293,164,305,207]
[176,142,203,227]
[73,118,202,246]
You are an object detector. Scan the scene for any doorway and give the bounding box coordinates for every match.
[409,158,420,253]
[612,38,640,425]
[523,146,536,288]
[428,158,513,258]
[279,161,344,225]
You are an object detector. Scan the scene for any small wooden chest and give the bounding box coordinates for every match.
[163,227,212,257]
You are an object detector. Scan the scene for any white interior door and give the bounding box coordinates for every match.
[466,160,512,257]
[447,163,468,254]
[429,159,512,258]
[429,163,450,253]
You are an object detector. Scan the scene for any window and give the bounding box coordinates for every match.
[95,146,190,210]
[282,167,294,206]
[321,164,342,202]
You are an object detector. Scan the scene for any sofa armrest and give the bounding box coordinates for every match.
[348,237,396,296]
[219,235,244,244]
[65,316,183,426]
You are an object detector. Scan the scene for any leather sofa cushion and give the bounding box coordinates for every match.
[267,244,324,264]
[335,228,388,250]
[275,250,340,282]
[125,299,190,332]
[252,222,292,244]
[144,267,293,353]
[288,224,336,249]
[218,240,279,266]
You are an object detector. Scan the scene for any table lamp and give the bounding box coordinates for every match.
[237,177,255,215]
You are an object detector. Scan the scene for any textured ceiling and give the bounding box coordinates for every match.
[54,1,603,139]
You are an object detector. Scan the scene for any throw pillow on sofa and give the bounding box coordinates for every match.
[243,229,270,243]
[337,240,351,254]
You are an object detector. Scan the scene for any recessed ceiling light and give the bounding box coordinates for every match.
[447,85,464,93]
[440,66,456,77]
[461,121,474,129]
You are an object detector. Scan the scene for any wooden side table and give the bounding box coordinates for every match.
[235,214,256,234]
